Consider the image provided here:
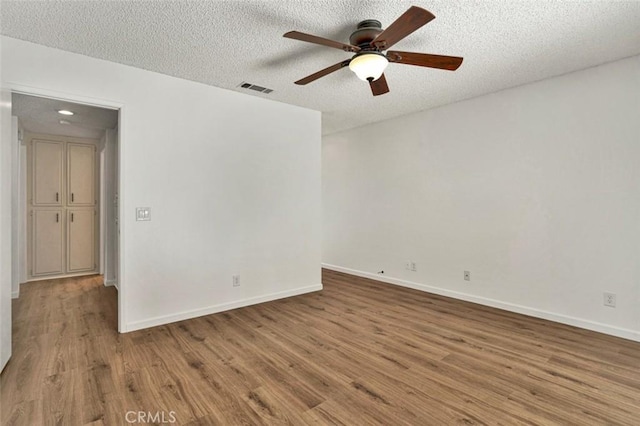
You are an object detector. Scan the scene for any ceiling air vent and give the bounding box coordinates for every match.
[238,82,273,94]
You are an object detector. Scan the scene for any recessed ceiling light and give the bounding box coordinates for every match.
[57,109,74,115]
[59,119,71,125]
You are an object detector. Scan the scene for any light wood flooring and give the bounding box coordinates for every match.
[2,270,640,425]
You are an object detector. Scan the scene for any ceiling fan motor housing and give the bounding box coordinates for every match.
[349,20,383,49]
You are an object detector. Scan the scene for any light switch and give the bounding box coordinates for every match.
[136,207,151,221]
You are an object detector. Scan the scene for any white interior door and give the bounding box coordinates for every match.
[67,143,95,206]
[67,208,95,272]
[32,139,63,206]
[1,87,13,371]
[31,209,64,276]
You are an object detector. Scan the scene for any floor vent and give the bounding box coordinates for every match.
[238,82,273,94]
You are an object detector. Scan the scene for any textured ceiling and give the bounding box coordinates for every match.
[2,1,640,135]
[12,93,118,139]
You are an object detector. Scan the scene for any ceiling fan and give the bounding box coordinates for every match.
[283,6,463,96]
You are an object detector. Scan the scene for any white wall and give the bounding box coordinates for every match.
[323,55,640,341]
[17,120,27,290]
[104,127,118,287]
[1,37,322,332]
[98,130,106,276]
[10,116,22,298]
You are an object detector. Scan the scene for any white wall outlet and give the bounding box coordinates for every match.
[405,261,417,272]
[464,271,470,281]
[232,275,240,287]
[603,292,616,307]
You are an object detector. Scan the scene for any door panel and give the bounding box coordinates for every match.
[32,209,64,276]
[68,209,95,272]
[32,140,63,206]
[67,143,95,206]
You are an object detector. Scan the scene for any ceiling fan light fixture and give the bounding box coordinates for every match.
[349,52,389,82]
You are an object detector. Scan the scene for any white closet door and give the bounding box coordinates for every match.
[32,209,64,276]
[32,140,63,206]
[67,209,96,273]
[67,143,95,206]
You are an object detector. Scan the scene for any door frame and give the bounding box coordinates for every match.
[6,83,126,333]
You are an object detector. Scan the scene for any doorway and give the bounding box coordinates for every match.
[10,92,121,329]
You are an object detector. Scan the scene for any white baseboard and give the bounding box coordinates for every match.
[104,279,118,290]
[125,283,323,332]
[322,263,640,343]
[11,289,19,299]
[27,271,98,282]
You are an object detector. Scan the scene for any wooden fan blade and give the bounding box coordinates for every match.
[387,51,463,70]
[294,60,351,85]
[284,31,360,52]
[370,6,435,50]
[369,74,390,96]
